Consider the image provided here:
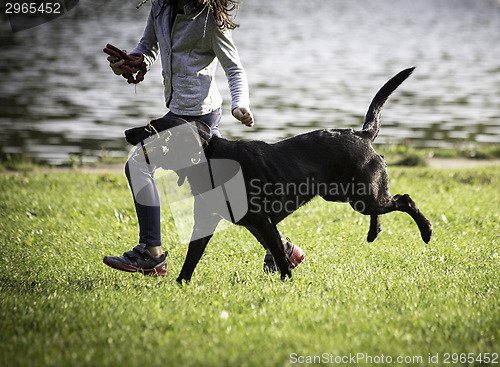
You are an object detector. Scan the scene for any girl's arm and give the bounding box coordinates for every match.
[130,9,160,67]
[211,27,252,124]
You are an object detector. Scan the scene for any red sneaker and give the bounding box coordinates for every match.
[263,239,305,273]
[288,242,305,267]
[103,245,167,276]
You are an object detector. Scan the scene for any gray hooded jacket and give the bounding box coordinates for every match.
[131,1,250,116]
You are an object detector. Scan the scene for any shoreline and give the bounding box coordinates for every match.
[1,157,499,175]
[426,158,500,169]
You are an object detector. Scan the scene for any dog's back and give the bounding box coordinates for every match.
[203,68,417,224]
[205,129,380,224]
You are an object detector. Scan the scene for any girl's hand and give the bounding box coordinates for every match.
[233,107,254,127]
[107,51,127,75]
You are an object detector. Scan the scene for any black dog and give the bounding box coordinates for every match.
[125,67,432,283]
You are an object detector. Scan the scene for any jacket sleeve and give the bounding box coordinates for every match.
[211,28,250,112]
[130,9,160,67]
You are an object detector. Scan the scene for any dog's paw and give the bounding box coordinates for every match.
[279,266,293,280]
[176,276,190,286]
[367,225,381,242]
[421,222,433,244]
[367,232,378,242]
[367,215,381,242]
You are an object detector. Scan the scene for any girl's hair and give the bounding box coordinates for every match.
[194,0,240,30]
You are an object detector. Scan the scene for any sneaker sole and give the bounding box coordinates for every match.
[103,257,167,276]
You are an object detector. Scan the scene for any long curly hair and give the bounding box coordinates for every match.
[194,0,240,30]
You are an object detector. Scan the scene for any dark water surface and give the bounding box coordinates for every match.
[1,0,499,163]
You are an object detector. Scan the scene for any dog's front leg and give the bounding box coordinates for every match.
[176,234,214,284]
[176,199,221,283]
[367,214,381,242]
[256,217,293,279]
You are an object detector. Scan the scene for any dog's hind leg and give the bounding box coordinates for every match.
[393,194,432,244]
[367,215,381,242]
[353,194,432,243]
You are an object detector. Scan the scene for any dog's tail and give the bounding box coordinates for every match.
[359,67,415,142]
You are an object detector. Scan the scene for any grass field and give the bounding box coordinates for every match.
[0,164,499,366]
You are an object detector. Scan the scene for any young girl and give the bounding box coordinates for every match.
[103,0,304,276]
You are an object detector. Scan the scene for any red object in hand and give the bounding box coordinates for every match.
[103,43,147,84]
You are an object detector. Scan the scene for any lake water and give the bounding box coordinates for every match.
[1,0,499,164]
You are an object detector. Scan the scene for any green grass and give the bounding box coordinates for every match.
[0,165,499,366]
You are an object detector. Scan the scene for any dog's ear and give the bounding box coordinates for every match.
[190,120,212,149]
[124,126,148,145]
